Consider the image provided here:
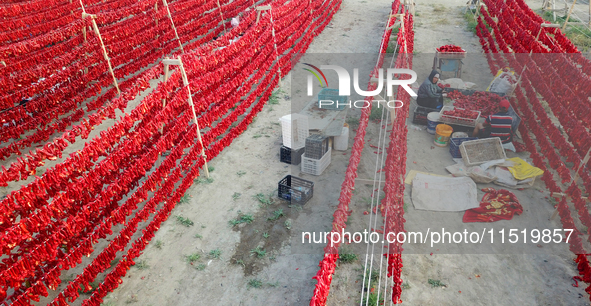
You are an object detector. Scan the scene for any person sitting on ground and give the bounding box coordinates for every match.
[472,99,516,151]
[417,70,446,109]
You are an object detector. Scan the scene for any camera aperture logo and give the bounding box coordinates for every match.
[303,63,418,109]
[302,63,329,89]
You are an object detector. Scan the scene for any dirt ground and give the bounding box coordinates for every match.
[5,0,590,305]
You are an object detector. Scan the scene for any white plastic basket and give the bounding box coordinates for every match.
[301,147,331,176]
[279,114,309,149]
[460,138,507,166]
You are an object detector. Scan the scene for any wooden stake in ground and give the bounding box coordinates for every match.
[562,0,577,31]
[216,0,227,35]
[257,6,282,86]
[549,146,590,220]
[572,147,591,184]
[162,0,184,53]
[162,57,210,178]
[160,58,172,133]
[511,23,561,96]
[81,12,120,95]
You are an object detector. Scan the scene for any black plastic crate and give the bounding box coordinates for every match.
[280,146,305,165]
[449,137,478,158]
[278,175,314,205]
[305,134,329,159]
[412,105,438,125]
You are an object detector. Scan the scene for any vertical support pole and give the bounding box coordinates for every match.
[82,27,88,75]
[162,0,184,53]
[510,23,560,97]
[177,56,210,178]
[267,8,282,86]
[562,0,577,31]
[80,0,87,76]
[573,147,591,184]
[216,0,227,35]
[256,6,282,86]
[553,0,556,22]
[159,61,170,134]
[163,61,170,109]
[82,12,120,95]
[154,2,160,44]
[155,2,159,26]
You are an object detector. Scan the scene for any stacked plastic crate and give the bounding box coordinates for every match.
[279,114,309,165]
[301,134,331,175]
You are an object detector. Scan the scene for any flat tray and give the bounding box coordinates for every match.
[300,99,349,136]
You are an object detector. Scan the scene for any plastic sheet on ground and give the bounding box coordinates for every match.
[506,157,544,180]
[411,173,479,211]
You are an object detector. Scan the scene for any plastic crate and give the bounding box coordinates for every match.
[318,88,347,110]
[279,114,309,149]
[302,147,331,176]
[435,48,467,59]
[449,137,478,158]
[280,146,305,165]
[412,105,439,125]
[439,106,481,127]
[278,175,314,205]
[460,138,507,166]
[305,134,329,159]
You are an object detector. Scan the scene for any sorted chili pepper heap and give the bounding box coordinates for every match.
[447,90,504,117]
[443,108,479,119]
[437,45,465,53]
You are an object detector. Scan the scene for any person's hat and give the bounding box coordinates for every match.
[499,99,510,109]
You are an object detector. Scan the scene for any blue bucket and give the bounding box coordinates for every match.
[427,112,440,135]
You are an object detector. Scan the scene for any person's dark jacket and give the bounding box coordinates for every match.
[417,70,443,99]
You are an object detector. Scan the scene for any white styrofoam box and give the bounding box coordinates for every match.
[301,147,331,176]
[333,127,349,151]
[279,114,309,149]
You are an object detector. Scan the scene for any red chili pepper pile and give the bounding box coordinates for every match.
[447,90,504,117]
[475,0,591,300]
[0,0,342,304]
[437,45,465,53]
[443,108,479,119]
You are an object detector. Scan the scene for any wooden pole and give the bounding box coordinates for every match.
[216,0,227,35]
[162,0,184,53]
[256,5,271,23]
[572,147,591,184]
[177,56,210,178]
[550,191,589,220]
[511,23,561,96]
[562,0,577,31]
[268,8,282,86]
[82,12,120,95]
[257,6,282,86]
[155,2,159,26]
[160,59,171,134]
